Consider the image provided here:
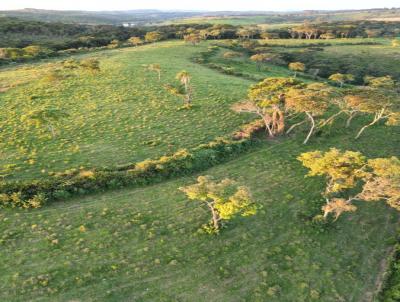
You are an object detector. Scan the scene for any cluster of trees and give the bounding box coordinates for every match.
[232,75,399,144]
[299,149,400,221]
[178,21,400,44]
[289,20,400,39]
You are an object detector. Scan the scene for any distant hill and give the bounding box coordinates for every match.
[0,8,399,26]
[0,8,201,25]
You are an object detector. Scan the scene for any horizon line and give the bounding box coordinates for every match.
[1,7,399,13]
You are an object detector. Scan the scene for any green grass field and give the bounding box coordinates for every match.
[1,39,400,301]
[1,121,399,301]
[0,41,254,181]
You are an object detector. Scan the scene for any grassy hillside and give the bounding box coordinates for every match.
[1,38,400,301]
[1,121,399,301]
[165,8,400,25]
[0,41,254,181]
[0,9,199,25]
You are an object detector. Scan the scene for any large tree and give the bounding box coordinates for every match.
[184,33,201,46]
[145,31,162,43]
[341,87,399,139]
[250,53,277,71]
[128,36,143,47]
[299,149,400,221]
[288,62,305,78]
[232,77,300,137]
[146,64,162,81]
[329,73,354,88]
[285,83,334,144]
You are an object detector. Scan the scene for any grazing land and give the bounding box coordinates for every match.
[0,42,252,181]
[1,122,399,301]
[1,7,400,302]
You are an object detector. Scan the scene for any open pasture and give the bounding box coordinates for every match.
[1,118,399,301]
[0,41,253,181]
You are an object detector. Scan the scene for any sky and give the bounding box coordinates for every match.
[0,0,399,12]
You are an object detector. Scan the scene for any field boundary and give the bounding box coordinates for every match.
[0,120,266,209]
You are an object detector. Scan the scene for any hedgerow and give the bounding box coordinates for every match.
[0,120,264,209]
[381,244,400,302]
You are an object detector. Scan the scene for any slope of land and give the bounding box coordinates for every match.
[1,122,399,301]
[1,37,400,301]
[0,41,254,181]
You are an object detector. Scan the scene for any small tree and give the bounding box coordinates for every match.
[199,29,210,40]
[179,176,257,233]
[107,39,121,49]
[329,73,354,88]
[184,33,201,46]
[21,107,69,138]
[250,53,275,71]
[299,149,400,221]
[342,87,399,139]
[164,71,193,107]
[288,62,305,78]
[176,70,191,94]
[146,64,162,81]
[128,36,143,47]
[145,31,162,43]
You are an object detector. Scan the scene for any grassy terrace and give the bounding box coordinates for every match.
[0,41,253,181]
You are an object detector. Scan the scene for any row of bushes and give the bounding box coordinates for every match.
[381,244,400,301]
[192,46,263,82]
[0,120,264,209]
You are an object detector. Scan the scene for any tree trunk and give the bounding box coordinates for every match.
[346,112,357,128]
[48,124,55,138]
[355,114,380,139]
[261,115,274,138]
[207,203,220,231]
[286,120,306,134]
[272,110,285,135]
[303,112,315,144]
[356,108,386,139]
[320,110,344,128]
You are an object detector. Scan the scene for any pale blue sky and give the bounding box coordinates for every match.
[0,0,398,11]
